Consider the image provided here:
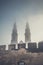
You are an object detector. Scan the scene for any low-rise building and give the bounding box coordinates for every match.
[18,43,26,49]
[28,42,37,52]
[8,44,16,50]
[38,41,43,52]
[0,45,6,51]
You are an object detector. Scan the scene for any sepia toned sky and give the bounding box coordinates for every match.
[0,0,43,45]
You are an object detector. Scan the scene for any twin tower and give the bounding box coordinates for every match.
[11,22,31,44]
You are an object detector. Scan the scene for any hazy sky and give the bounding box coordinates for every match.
[0,0,43,45]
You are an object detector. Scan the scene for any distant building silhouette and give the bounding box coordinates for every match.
[0,22,43,53]
[25,22,31,43]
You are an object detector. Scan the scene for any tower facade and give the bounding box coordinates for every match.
[25,22,31,43]
[11,22,18,44]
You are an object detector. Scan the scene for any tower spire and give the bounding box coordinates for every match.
[11,22,18,44]
[25,22,31,43]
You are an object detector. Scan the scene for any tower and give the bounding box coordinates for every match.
[25,22,31,43]
[11,22,18,44]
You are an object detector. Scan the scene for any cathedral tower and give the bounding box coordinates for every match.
[11,22,18,44]
[25,22,31,43]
